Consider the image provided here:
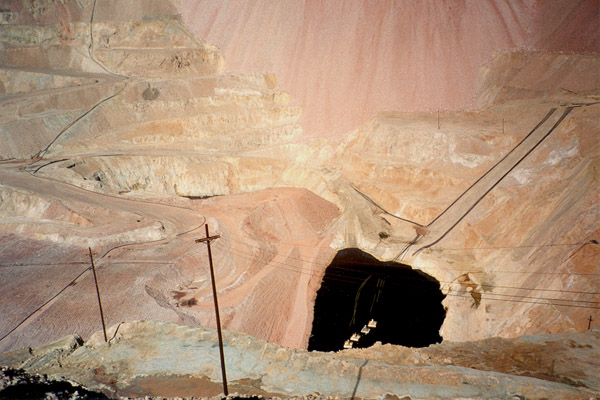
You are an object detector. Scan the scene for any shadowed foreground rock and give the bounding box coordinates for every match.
[1,0,599,354]
[0,366,110,399]
[1,321,598,399]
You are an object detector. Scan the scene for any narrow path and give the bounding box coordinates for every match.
[0,74,120,107]
[37,82,128,158]
[0,165,202,236]
[404,106,573,256]
[0,163,206,345]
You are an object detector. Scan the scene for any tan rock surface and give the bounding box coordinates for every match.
[0,4,599,397]
[0,161,339,352]
[1,321,598,399]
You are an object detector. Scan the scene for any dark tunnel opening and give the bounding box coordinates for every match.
[308,248,446,352]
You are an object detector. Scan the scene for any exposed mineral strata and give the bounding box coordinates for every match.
[0,1,599,398]
[182,0,600,137]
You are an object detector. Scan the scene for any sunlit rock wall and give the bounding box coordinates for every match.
[181,0,600,137]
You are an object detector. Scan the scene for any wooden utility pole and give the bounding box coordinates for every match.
[88,248,107,342]
[588,315,593,330]
[195,225,228,395]
[437,110,440,130]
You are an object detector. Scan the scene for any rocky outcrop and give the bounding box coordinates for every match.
[0,366,109,400]
[1,321,598,399]
[0,5,293,161]
[0,0,598,373]
[327,52,600,342]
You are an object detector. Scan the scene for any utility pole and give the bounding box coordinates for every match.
[437,110,440,130]
[88,248,107,342]
[588,315,593,330]
[195,224,228,395]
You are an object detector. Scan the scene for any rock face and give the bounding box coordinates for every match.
[0,2,599,395]
[1,321,599,399]
[0,0,325,353]
[181,0,600,137]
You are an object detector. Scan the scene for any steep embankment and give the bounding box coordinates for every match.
[181,0,599,137]
[1,321,598,399]
[1,0,598,357]
[0,0,334,354]
[332,55,600,341]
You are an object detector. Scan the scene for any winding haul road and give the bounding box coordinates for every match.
[0,162,204,238]
[397,106,574,258]
[0,160,207,348]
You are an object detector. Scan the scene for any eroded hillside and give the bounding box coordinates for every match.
[182,0,600,137]
[0,1,599,398]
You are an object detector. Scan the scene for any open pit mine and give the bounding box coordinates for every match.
[0,1,599,399]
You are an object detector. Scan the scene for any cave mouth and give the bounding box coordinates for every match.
[308,248,446,352]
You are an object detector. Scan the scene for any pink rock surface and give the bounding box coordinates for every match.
[181,0,600,138]
[1,0,599,361]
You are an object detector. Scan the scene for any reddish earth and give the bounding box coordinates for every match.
[0,3,599,397]
[181,0,600,138]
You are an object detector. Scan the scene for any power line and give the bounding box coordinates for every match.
[212,241,600,309]
[219,245,600,309]
[477,283,599,296]
[458,289,599,305]
[1,235,595,300]
[431,242,587,250]
[443,290,600,310]
[1,234,596,344]
[0,266,91,343]
[215,235,600,279]
[0,261,88,268]
[214,239,600,301]
[209,228,591,253]
[1,237,597,344]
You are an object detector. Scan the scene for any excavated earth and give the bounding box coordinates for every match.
[0,0,599,399]
[1,321,599,399]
